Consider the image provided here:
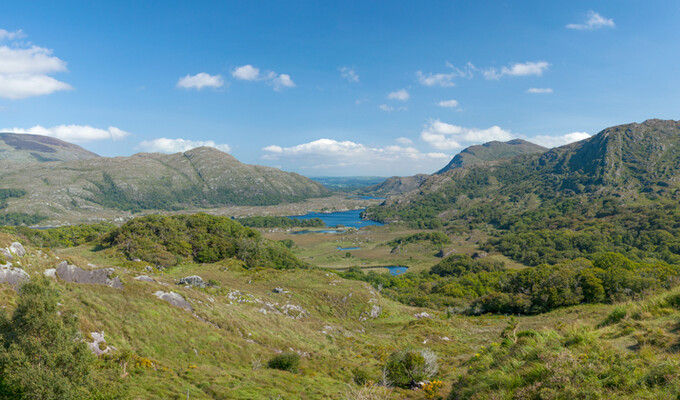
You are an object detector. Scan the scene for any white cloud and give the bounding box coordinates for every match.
[261,138,449,175]
[528,132,591,148]
[417,71,456,87]
[231,64,295,90]
[4,125,130,142]
[0,41,72,99]
[379,104,394,112]
[0,29,25,41]
[138,138,231,153]
[527,87,553,94]
[484,61,550,80]
[339,67,359,83]
[437,99,459,108]
[176,72,224,90]
[567,11,615,30]
[421,119,513,150]
[396,137,413,145]
[232,65,260,81]
[272,73,295,90]
[387,89,409,101]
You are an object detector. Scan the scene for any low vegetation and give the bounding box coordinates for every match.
[237,216,325,228]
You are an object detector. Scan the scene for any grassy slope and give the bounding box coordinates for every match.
[0,231,614,400]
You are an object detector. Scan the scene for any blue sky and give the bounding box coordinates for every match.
[1,1,679,176]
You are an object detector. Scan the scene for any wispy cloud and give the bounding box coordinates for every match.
[567,11,615,30]
[416,62,475,87]
[4,125,129,142]
[262,138,448,175]
[387,89,409,101]
[0,31,72,99]
[437,99,459,108]
[0,29,25,41]
[339,67,359,83]
[526,88,553,94]
[421,119,513,150]
[138,138,231,153]
[484,61,550,80]
[176,72,225,90]
[231,64,295,90]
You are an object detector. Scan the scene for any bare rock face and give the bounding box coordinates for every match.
[56,261,123,289]
[87,331,116,356]
[9,242,26,257]
[178,275,205,288]
[154,291,193,311]
[0,266,30,285]
[414,312,432,319]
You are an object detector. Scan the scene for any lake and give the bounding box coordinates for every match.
[386,266,408,276]
[289,209,384,229]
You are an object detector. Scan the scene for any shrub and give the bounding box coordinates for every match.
[267,352,300,373]
[384,348,438,388]
[601,306,627,326]
[352,367,373,385]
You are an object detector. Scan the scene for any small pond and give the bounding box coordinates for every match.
[337,246,361,250]
[386,266,409,276]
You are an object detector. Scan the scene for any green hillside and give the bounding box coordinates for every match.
[0,145,328,223]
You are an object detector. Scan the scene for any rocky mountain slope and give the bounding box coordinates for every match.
[364,139,546,197]
[0,132,100,162]
[436,138,546,174]
[0,144,328,222]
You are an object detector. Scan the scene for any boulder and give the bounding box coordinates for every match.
[9,242,26,257]
[272,287,288,294]
[44,268,57,278]
[0,266,30,285]
[414,312,432,319]
[134,275,154,282]
[154,291,193,311]
[178,275,205,288]
[0,248,12,261]
[369,305,382,318]
[56,261,123,289]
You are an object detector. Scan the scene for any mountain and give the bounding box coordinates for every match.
[363,139,547,197]
[362,174,429,197]
[436,138,547,174]
[0,132,100,162]
[368,119,680,262]
[0,143,328,222]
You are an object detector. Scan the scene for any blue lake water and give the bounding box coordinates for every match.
[386,266,409,276]
[289,209,384,229]
[337,246,361,250]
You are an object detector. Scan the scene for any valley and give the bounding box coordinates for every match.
[3,120,680,399]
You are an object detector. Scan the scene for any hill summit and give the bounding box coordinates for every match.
[436,138,547,174]
[0,132,100,162]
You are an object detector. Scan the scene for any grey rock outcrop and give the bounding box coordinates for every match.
[87,331,116,356]
[154,291,193,311]
[43,268,57,278]
[9,242,26,257]
[134,275,154,282]
[178,275,205,288]
[0,266,30,285]
[56,261,123,289]
[0,248,12,261]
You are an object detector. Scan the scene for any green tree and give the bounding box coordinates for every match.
[0,278,94,399]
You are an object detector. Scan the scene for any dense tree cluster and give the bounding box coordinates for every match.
[101,213,307,269]
[236,216,325,228]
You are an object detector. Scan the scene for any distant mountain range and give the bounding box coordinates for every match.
[0,135,327,222]
[365,138,547,196]
[368,119,680,226]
